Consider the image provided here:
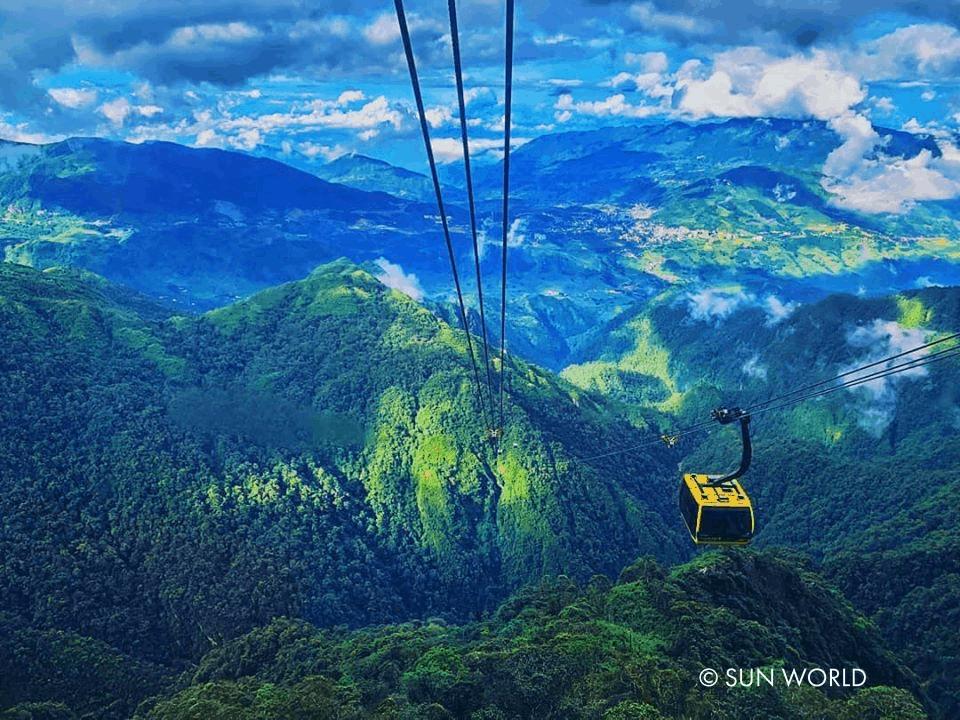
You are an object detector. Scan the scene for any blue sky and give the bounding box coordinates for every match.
[6,1,960,211]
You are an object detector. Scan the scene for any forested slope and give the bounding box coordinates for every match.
[563,283,960,717]
[131,551,926,720]
[0,260,683,682]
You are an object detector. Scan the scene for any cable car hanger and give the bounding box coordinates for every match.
[703,407,751,486]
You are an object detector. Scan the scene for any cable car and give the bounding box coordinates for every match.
[679,407,755,545]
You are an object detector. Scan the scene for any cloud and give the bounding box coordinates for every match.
[230,127,262,150]
[48,87,98,109]
[742,355,767,380]
[297,141,349,162]
[626,2,717,38]
[425,104,454,129]
[763,296,798,325]
[871,96,895,113]
[374,257,424,301]
[0,119,64,145]
[854,24,960,81]
[69,6,446,90]
[98,96,165,126]
[219,95,405,134]
[554,91,663,121]
[684,288,798,326]
[363,13,399,45]
[506,217,525,247]
[624,50,669,73]
[337,90,366,105]
[99,97,133,125]
[820,116,960,214]
[607,68,673,99]
[565,0,960,49]
[674,49,866,121]
[686,288,754,322]
[430,136,530,163]
[464,86,498,106]
[194,128,221,147]
[840,319,931,434]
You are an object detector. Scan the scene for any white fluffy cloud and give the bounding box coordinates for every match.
[821,115,960,214]
[297,141,349,162]
[554,91,662,121]
[686,288,799,325]
[675,49,866,121]
[220,95,403,134]
[764,296,798,325]
[169,22,261,46]
[627,2,716,37]
[425,104,454,129]
[855,24,960,81]
[840,319,931,434]
[374,257,424,301]
[363,13,400,46]
[624,51,669,73]
[430,136,529,163]
[687,288,753,322]
[742,355,768,380]
[48,87,98,109]
[98,96,164,127]
[99,98,133,125]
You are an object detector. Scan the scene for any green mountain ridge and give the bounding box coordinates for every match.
[315,153,434,203]
[2,115,960,717]
[561,280,960,717]
[0,259,682,658]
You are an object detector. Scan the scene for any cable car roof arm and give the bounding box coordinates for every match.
[705,407,751,486]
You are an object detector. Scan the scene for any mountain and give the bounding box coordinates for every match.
[561,280,960,718]
[0,136,441,309]
[2,120,960,374]
[0,259,685,663]
[246,142,326,176]
[130,552,927,719]
[1,259,955,716]
[315,152,435,203]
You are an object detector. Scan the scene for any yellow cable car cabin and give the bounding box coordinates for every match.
[678,406,756,545]
[679,473,754,545]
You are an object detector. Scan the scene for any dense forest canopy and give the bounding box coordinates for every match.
[1,257,958,718]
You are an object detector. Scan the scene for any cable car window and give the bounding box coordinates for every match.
[698,507,752,541]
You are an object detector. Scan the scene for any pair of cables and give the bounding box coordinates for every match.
[394,0,515,435]
[576,330,960,464]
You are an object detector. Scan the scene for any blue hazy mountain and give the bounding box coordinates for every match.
[315,152,435,203]
[2,118,959,374]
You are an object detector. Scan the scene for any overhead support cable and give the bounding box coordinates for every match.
[448,0,496,424]
[394,0,490,429]
[747,343,960,419]
[749,330,960,413]
[573,332,960,464]
[498,0,515,431]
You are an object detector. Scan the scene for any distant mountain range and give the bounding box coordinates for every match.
[3,118,960,374]
[314,152,436,203]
